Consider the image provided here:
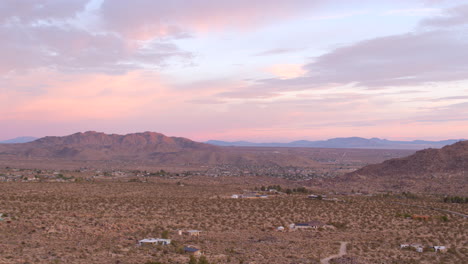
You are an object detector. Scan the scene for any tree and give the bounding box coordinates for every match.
[188,255,198,264]
[198,256,209,264]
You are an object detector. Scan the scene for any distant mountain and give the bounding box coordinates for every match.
[0,136,38,144]
[206,137,465,150]
[0,131,318,167]
[335,141,468,195]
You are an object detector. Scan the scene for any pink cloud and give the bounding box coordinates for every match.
[1,70,169,121]
[265,64,306,79]
[1,69,467,141]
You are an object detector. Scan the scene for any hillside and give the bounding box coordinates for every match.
[336,141,468,195]
[0,131,319,168]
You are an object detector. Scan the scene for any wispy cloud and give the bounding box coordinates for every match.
[307,10,369,20]
[253,48,305,57]
[430,95,468,102]
[384,8,442,17]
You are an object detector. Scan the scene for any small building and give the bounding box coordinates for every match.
[294,220,325,229]
[183,230,202,237]
[308,194,326,199]
[433,246,447,253]
[400,244,410,249]
[184,246,202,256]
[277,226,285,232]
[231,194,240,199]
[410,243,424,253]
[138,238,171,246]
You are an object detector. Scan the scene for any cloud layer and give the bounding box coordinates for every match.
[1,1,467,141]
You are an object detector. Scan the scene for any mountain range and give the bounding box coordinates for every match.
[206,137,465,150]
[2,135,463,150]
[0,136,38,144]
[0,131,318,167]
[1,131,466,195]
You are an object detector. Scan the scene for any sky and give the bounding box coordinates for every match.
[1,0,468,142]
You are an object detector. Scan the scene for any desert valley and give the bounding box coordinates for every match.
[2,1,468,263]
[0,132,466,264]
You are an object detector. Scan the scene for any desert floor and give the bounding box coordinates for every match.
[0,178,466,264]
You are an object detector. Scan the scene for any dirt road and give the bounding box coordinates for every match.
[321,241,348,264]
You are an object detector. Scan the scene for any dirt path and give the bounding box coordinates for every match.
[321,241,348,264]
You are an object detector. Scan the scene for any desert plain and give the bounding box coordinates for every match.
[0,168,466,264]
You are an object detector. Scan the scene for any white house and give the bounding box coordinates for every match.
[433,246,447,253]
[138,238,171,246]
[400,244,410,249]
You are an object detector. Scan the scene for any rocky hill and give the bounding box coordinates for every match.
[337,141,468,195]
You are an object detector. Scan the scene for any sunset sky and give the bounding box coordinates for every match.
[1,0,467,142]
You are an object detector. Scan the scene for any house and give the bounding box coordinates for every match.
[242,194,266,199]
[184,246,202,256]
[308,194,326,199]
[183,230,201,237]
[138,238,171,246]
[293,220,325,229]
[412,214,430,221]
[400,244,410,249]
[410,243,424,253]
[433,246,447,253]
